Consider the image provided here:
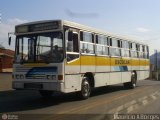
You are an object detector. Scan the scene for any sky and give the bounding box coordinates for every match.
[0,0,160,55]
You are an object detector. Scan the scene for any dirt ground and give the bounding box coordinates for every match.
[0,73,12,91]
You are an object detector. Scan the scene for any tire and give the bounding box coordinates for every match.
[124,72,137,89]
[130,72,137,89]
[78,77,91,100]
[39,90,54,98]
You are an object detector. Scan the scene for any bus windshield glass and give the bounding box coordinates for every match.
[15,32,63,63]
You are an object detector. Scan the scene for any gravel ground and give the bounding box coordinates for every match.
[0,73,12,91]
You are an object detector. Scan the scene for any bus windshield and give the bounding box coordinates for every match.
[15,32,64,63]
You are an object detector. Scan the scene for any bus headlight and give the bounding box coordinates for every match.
[20,75,25,79]
[15,74,25,79]
[15,74,20,79]
[47,75,56,80]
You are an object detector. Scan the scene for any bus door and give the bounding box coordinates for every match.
[65,29,81,90]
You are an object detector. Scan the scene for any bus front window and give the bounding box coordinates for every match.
[15,32,63,63]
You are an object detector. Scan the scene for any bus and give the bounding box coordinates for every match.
[10,20,149,99]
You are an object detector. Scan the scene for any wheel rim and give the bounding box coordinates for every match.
[82,80,90,97]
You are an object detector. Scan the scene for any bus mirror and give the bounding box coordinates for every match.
[8,32,14,46]
[8,36,11,46]
[68,31,73,41]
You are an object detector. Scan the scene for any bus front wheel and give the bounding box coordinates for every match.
[78,77,91,100]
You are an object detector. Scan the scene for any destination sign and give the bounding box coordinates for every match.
[16,21,60,33]
[30,21,60,32]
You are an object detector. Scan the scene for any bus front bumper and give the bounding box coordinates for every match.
[12,81,64,92]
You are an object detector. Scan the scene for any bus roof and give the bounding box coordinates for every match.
[62,20,148,46]
[15,19,148,46]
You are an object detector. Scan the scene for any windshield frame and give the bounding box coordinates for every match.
[14,31,64,64]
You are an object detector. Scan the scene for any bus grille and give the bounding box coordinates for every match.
[15,67,31,72]
[15,67,57,79]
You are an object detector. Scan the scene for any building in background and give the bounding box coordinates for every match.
[0,45,14,72]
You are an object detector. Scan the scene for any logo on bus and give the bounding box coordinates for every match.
[115,60,130,65]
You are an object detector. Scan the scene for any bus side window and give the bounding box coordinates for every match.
[80,31,94,54]
[80,31,83,41]
[96,35,98,44]
[118,40,121,48]
[96,35,109,55]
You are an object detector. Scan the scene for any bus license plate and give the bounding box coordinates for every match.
[24,83,43,89]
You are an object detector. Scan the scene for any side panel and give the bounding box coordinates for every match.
[110,72,122,85]
[65,58,81,91]
[94,56,110,87]
[122,72,131,83]
[110,57,122,85]
[80,55,96,73]
[122,58,131,83]
[64,74,81,92]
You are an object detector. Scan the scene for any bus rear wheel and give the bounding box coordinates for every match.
[78,77,91,100]
[39,90,54,98]
[124,72,137,89]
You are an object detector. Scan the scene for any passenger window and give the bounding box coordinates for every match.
[121,41,125,48]
[110,38,121,56]
[126,42,130,49]
[122,41,129,49]
[95,35,109,56]
[112,38,118,47]
[121,40,130,57]
[80,31,95,54]
[83,32,93,43]
[132,43,136,50]
[131,51,138,58]
[142,45,145,52]
[96,35,107,45]
[110,38,112,46]
[80,42,94,54]
[96,45,109,55]
[136,44,139,51]
[121,49,130,57]
[110,48,121,56]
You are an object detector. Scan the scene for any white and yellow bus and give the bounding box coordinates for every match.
[10,20,149,99]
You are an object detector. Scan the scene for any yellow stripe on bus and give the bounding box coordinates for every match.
[66,56,150,66]
[23,63,48,67]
